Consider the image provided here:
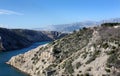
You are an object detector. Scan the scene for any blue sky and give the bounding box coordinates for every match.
[0,0,120,28]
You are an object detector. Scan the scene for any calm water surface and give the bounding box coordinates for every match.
[0,41,49,76]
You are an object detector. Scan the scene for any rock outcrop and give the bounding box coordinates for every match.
[7,23,120,76]
[0,36,4,51]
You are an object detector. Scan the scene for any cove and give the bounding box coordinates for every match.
[0,41,49,76]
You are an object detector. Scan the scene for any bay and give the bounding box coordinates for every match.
[0,41,49,76]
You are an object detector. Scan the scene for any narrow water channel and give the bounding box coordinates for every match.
[0,41,49,76]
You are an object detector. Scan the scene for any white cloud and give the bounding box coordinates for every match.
[0,24,9,28]
[0,9,23,15]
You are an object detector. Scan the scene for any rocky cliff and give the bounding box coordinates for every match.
[0,28,66,51]
[0,28,31,51]
[11,29,66,42]
[7,23,120,76]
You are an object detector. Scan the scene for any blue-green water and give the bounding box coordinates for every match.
[0,41,49,76]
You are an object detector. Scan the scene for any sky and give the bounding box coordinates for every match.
[0,0,120,29]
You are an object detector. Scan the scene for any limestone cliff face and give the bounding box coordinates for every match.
[7,23,120,76]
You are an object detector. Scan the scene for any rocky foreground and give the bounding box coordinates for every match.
[7,23,120,76]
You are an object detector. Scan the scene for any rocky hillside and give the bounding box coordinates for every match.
[11,29,66,42]
[0,28,32,51]
[0,28,66,51]
[7,23,120,76]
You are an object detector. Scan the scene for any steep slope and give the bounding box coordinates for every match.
[0,28,66,52]
[0,28,32,51]
[7,23,120,76]
[11,29,66,42]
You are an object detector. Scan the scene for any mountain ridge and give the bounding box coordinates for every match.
[0,28,66,52]
[7,23,120,76]
[33,18,120,32]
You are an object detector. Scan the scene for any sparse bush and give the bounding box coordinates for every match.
[87,67,92,71]
[80,74,84,76]
[76,62,81,69]
[106,50,115,55]
[84,73,90,76]
[81,52,88,59]
[105,68,111,73]
[102,43,109,49]
[107,48,120,69]
[83,27,87,30]
[53,46,61,54]
[65,60,74,74]
[86,50,100,64]
[79,70,82,73]
[106,63,112,68]
[77,74,80,76]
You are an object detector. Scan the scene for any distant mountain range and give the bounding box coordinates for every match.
[34,18,120,32]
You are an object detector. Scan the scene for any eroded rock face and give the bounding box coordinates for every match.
[7,24,120,76]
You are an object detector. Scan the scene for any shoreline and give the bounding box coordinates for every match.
[5,42,50,76]
[1,41,51,52]
[6,62,31,76]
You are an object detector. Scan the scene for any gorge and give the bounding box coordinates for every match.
[7,23,120,76]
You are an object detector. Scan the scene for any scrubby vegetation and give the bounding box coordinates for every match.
[8,23,120,76]
[86,50,101,64]
[76,62,82,69]
[49,28,93,64]
[101,23,120,27]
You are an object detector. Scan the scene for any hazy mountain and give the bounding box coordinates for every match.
[34,21,98,33]
[100,18,120,23]
[7,23,120,76]
[34,18,120,32]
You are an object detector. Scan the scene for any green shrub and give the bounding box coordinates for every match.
[107,50,120,69]
[76,62,81,69]
[86,50,100,64]
[105,68,111,73]
[65,60,74,74]
[106,50,115,55]
[102,43,109,49]
[84,73,90,76]
[87,67,92,71]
